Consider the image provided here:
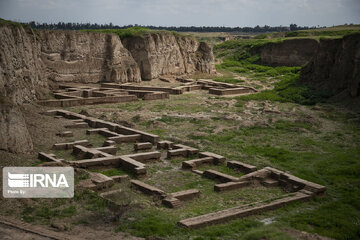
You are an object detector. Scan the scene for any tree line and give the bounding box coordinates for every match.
[27,21,316,33]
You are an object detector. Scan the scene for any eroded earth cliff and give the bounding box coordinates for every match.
[261,38,319,66]
[0,25,44,153]
[122,33,216,80]
[38,30,141,84]
[300,33,360,99]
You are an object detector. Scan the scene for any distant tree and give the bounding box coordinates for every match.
[24,21,315,33]
[290,24,298,31]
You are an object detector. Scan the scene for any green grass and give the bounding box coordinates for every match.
[91,168,128,177]
[214,38,308,92]
[0,18,26,28]
[20,189,110,224]
[82,27,187,40]
[236,75,332,105]
[22,205,77,223]
[74,189,108,212]
[116,209,294,239]
[285,29,360,38]
[62,91,359,239]
[181,120,360,239]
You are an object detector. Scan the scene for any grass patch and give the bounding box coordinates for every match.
[237,75,332,105]
[91,168,128,177]
[22,205,77,222]
[0,18,26,28]
[117,207,284,239]
[82,27,186,40]
[285,29,360,38]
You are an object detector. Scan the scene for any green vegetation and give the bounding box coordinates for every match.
[91,168,128,177]
[214,39,296,82]
[237,76,332,105]
[83,26,185,40]
[0,18,25,28]
[285,27,360,38]
[214,38,331,105]
[253,25,360,40]
[22,203,77,223]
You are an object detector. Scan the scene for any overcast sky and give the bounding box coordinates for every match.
[0,0,359,27]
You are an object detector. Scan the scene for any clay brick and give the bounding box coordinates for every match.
[79,172,115,191]
[38,152,63,163]
[125,151,161,163]
[199,152,226,164]
[119,156,146,175]
[162,197,183,208]
[134,142,153,151]
[167,148,189,158]
[90,172,114,190]
[170,189,200,201]
[86,128,110,136]
[214,181,249,192]
[168,144,199,158]
[69,156,121,168]
[239,168,271,182]
[227,161,257,173]
[103,140,116,147]
[52,140,90,150]
[72,145,113,159]
[108,134,142,143]
[38,95,138,107]
[70,119,86,123]
[111,175,129,183]
[263,167,326,195]
[115,125,159,144]
[56,131,73,137]
[209,87,255,96]
[262,178,279,187]
[157,140,174,149]
[130,180,165,196]
[174,144,199,155]
[182,157,214,169]
[95,146,117,155]
[65,122,88,128]
[43,110,59,116]
[203,170,240,183]
[192,169,204,175]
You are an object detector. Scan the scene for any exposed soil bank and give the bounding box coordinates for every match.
[300,33,360,101]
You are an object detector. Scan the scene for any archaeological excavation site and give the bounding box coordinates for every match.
[0,18,359,240]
